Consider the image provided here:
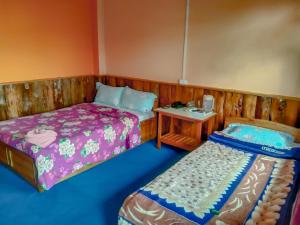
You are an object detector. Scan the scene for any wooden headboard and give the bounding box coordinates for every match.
[225,117,300,142]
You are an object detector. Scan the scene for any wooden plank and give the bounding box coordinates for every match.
[53,80,64,109]
[159,84,174,106]
[242,95,257,118]
[284,100,299,127]
[193,88,204,107]
[116,78,126,87]
[0,85,7,120]
[150,82,159,97]
[4,84,24,119]
[271,98,285,124]
[212,91,225,130]
[107,77,116,86]
[271,99,299,127]
[256,96,272,120]
[224,92,243,118]
[21,82,33,116]
[179,86,194,104]
[142,81,151,92]
[132,80,144,91]
[62,78,72,107]
[83,76,96,102]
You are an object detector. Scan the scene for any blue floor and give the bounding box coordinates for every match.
[0,141,186,225]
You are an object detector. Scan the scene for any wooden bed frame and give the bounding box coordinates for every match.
[0,102,157,192]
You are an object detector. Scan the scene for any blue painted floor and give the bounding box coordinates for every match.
[0,141,186,225]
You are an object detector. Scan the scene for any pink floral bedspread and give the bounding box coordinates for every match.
[0,103,141,190]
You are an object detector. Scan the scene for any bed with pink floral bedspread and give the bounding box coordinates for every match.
[0,103,141,190]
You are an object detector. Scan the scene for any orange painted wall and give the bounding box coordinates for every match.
[0,0,98,83]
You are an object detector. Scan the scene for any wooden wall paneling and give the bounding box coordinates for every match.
[204,90,225,130]
[22,82,34,116]
[102,75,300,129]
[284,100,300,127]
[224,92,243,118]
[53,80,64,109]
[116,78,126,87]
[107,77,117,87]
[70,78,84,105]
[83,76,96,102]
[255,96,272,120]
[179,86,194,104]
[4,84,24,119]
[150,82,159,96]
[62,79,72,107]
[0,85,8,120]
[96,75,105,84]
[123,78,133,88]
[270,98,287,124]
[193,88,204,107]
[0,76,96,121]
[142,81,151,92]
[3,75,299,131]
[159,84,173,106]
[132,80,144,91]
[242,95,257,119]
[31,81,50,113]
[271,99,299,127]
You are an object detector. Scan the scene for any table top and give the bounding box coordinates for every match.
[155,107,216,122]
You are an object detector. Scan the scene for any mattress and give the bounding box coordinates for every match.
[0,103,141,190]
[93,102,155,122]
[119,131,300,225]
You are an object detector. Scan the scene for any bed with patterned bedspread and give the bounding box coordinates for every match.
[0,103,140,190]
[118,131,300,225]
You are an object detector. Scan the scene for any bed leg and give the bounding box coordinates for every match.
[37,185,44,192]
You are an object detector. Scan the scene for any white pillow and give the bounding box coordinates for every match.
[120,87,157,113]
[94,82,124,107]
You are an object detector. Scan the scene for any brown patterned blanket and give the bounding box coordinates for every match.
[118,138,299,225]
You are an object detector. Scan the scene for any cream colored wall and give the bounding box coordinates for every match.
[187,0,300,97]
[101,0,300,97]
[102,0,186,82]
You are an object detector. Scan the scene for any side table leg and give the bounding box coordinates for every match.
[207,117,215,137]
[195,122,202,145]
[157,113,162,149]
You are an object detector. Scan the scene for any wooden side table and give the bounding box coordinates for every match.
[155,108,217,151]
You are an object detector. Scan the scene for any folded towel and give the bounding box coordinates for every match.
[25,129,57,148]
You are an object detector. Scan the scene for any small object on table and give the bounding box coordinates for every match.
[155,107,217,151]
[162,105,171,109]
[186,100,195,108]
[171,101,186,108]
